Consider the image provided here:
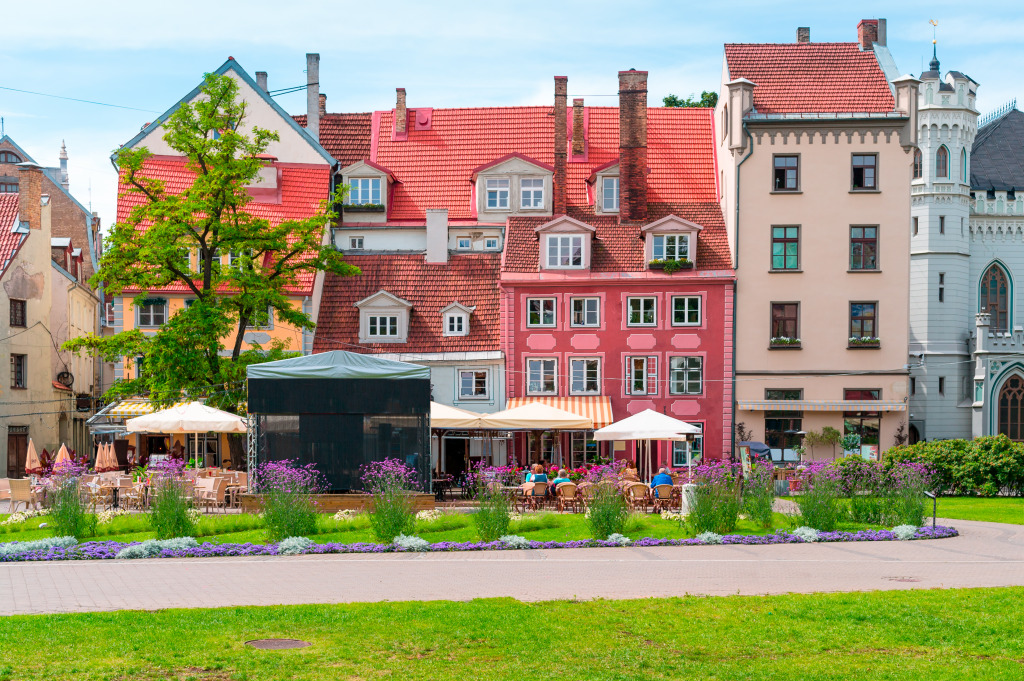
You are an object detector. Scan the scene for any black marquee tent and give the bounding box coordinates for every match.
[247,351,431,492]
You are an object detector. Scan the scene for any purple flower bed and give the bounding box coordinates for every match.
[0,525,959,563]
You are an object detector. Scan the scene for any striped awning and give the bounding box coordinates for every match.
[106,399,191,418]
[506,396,614,428]
[737,400,906,412]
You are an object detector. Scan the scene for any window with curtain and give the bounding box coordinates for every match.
[936,145,949,178]
[980,264,1009,332]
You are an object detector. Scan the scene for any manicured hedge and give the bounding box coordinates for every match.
[885,435,1024,497]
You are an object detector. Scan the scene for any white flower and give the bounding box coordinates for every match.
[791,526,821,542]
[892,525,918,541]
[499,535,530,549]
[509,513,524,522]
[96,509,130,525]
[415,509,443,522]
[696,531,723,545]
[278,536,315,555]
[186,508,202,524]
[332,509,358,521]
[605,533,632,546]
[660,511,687,522]
[393,534,430,552]
[0,509,49,526]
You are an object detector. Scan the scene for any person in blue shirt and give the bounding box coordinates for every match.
[650,467,674,497]
[548,468,572,497]
[520,464,549,496]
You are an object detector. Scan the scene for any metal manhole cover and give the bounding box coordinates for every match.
[245,638,311,650]
[883,576,921,583]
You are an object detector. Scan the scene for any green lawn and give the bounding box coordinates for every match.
[0,510,844,546]
[0,588,1021,680]
[938,496,1024,525]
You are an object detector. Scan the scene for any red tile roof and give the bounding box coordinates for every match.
[503,202,730,274]
[372,106,719,222]
[0,192,25,279]
[116,157,331,294]
[724,43,895,114]
[295,113,372,167]
[313,253,500,354]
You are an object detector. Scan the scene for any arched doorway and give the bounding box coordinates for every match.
[980,264,1009,332]
[908,424,920,444]
[998,375,1024,440]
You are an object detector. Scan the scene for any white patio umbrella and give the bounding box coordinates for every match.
[125,401,246,468]
[593,409,701,482]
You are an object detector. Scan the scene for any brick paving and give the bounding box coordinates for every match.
[1,518,1023,615]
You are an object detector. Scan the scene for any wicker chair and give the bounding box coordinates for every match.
[626,483,649,513]
[555,483,580,513]
[523,481,548,511]
[651,484,675,513]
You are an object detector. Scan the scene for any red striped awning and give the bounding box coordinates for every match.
[506,396,614,429]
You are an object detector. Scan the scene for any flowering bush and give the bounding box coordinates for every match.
[464,462,524,493]
[585,466,628,540]
[791,526,821,542]
[278,536,315,555]
[499,535,530,549]
[149,458,197,540]
[0,536,77,557]
[770,336,801,346]
[688,461,742,534]
[797,462,845,532]
[473,476,513,542]
[362,458,418,543]
[252,460,324,542]
[96,509,131,526]
[742,461,775,529]
[115,537,198,559]
[605,533,632,546]
[43,461,95,539]
[333,509,359,522]
[416,509,443,522]
[1,509,48,526]
[696,531,723,544]
[660,511,686,522]
[393,534,429,551]
[892,524,919,540]
[848,336,880,346]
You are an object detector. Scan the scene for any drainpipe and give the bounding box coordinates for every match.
[730,123,754,462]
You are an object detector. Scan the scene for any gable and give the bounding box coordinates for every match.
[471,153,554,180]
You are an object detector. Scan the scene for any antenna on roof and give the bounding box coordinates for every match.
[979,99,1017,128]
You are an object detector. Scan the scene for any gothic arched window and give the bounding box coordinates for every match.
[999,375,1024,440]
[980,263,1010,332]
[913,148,922,179]
[936,145,949,178]
[961,147,968,182]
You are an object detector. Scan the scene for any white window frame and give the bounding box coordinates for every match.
[570,297,600,327]
[458,369,489,399]
[250,305,274,330]
[671,296,701,326]
[669,356,702,395]
[520,177,545,209]
[545,234,584,269]
[601,176,619,212]
[349,236,364,250]
[456,237,472,250]
[570,358,601,395]
[527,358,558,395]
[485,178,510,210]
[526,298,556,327]
[484,237,499,250]
[367,315,399,338]
[627,356,649,395]
[626,297,657,327]
[653,234,690,261]
[444,312,468,336]
[349,177,382,205]
[137,300,167,327]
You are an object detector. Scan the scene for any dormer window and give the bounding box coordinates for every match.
[535,215,595,270]
[349,178,381,205]
[457,237,472,250]
[368,315,399,337]
[547,234,583,268]
[521,178,544,208]
[602,177,619,212]
[652,234,689,261]
[642,214,703,268]
[486,178,510,210]
[441,302,475,337]
[356,290,411,343]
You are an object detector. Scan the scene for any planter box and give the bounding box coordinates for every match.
[343,204,386,213]
[848,342,881,349]
[239,492,436,514]
[647,261,694,272]
[769,343,801,350]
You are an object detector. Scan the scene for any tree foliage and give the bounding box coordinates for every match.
[65,73,358,412]
[663,91,719,108]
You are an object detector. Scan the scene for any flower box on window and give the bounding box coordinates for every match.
[848,336,881,348]
[648,258,693,273]
[769,336,801,349]
[343,203,386,213]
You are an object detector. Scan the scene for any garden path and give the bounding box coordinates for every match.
[2,519,1023,615]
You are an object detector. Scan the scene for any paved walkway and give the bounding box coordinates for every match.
[2,519,1023,615]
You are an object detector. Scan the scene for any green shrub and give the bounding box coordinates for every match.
[474,483,512,542]
[149,461,197,540]
[688,461,742,534]
[741,462,775,529]
[254,461,322,542]
[586,483,628,540]
[885,435,1024,497]
[362,459,417,543]
[45,463,95,540]
[797,466,846,531]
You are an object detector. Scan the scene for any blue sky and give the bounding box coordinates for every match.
[2,0,1021,229]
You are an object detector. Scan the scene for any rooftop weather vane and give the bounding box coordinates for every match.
[928,19,939,71]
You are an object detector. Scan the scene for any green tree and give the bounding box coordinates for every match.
[66,73,358,412]
[663,91,719,108]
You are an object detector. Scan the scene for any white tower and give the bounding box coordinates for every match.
[907,42,979,441]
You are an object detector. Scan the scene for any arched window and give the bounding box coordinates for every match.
[913,148,922,179]
[980,264,1010,332]
[999,375,1024,440]
[0,151,22,164]
[936,145,949,178]
[961,148,968,182]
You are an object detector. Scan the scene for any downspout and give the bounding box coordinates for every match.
[730,123,754,462]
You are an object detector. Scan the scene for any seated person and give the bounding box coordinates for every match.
[520,464,549,495]
[650,467,673,496]
[548,469,572,496]
[621,462,640,481]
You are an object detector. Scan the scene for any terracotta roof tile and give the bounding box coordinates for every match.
[724,43,894,114]
[116,158,331,294]
[313,253,501,354]
[295,113,372,167]
[0,193,25,278]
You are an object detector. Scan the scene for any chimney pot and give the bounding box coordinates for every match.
[305,54,320,142]
[553,77,568,214]
[796,27,810,43]
[396,88,407,137]
[572,98,585,156]
[857,19,878,51]
[255,71,268,93]
[618,70,648,221]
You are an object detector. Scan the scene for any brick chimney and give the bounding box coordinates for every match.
[18,163,43,230]
[395,88,407,137]
[319,93,327,116]
[553,76,568,215]
[305,53,320,142]
[796,27,810,43]
[255,71,268,93]
[572,98,585,156]
[858,19,878,51]
[618,69,648,221]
